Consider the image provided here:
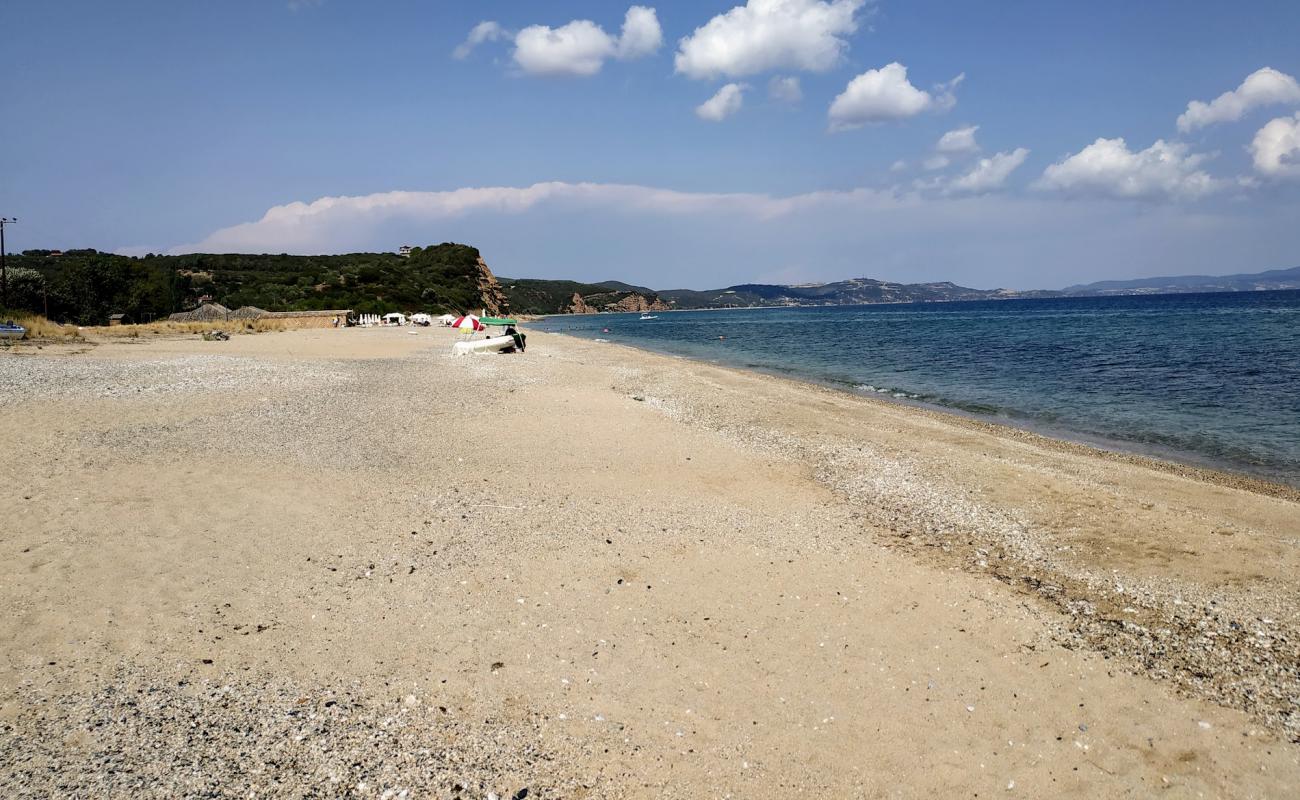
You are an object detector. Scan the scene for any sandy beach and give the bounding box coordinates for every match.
[2,325,1298,798]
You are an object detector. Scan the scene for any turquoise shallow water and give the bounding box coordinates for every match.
[533,290,1300,487]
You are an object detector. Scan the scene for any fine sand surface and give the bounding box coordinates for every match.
[1,326,1298,798]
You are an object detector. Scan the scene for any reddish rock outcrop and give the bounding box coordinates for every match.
[562,291,670,314]
[604,293,671,313]
[565,293,599,314]
[474,257,510,316]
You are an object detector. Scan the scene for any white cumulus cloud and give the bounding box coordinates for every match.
[675,0,867,80]
[828,63,960,131]
[922,155,950,171]
[697,83,748,121]
[514,21,614,76]
[453,21,508,60]
[1250,112,1300,178]
[510,6,662,77]
[1177,67,1300,133]
[617,5,664,59]
[946,148,1030,195]
[936,125,980,154]
[1037,138,1222,201]
[769,75,803,104]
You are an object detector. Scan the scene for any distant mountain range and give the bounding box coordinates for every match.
[617,278,1041,308]
[501,266,1300,314]
[1062,266,1300,295]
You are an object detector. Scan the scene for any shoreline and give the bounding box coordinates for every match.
[535,285,1300,318]
[535,329,1300,734]
[538,325,1300,500]
[3,326,1298,796]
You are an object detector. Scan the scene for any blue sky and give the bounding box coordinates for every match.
[2,0,1299,289]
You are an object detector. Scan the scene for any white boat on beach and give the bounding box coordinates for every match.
[0,321,26,341]
[451,334,517,356]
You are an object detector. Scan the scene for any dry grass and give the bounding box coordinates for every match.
[1,313,83,341]
[87,318,301,338]
[3,313,342,344]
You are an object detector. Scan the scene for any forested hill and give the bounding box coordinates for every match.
[498,278,671,314]
[3,244,507,325]
[496,277,613,314]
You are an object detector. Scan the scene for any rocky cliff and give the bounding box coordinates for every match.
[502,278,677,315]
[562,291,670,314]
[605,293,671,313]
[565,292,599,314]
[474,256,510,316]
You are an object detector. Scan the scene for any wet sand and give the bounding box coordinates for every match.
[2,325,1297,798]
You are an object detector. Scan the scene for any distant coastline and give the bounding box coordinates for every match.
[536,285,1300,316]
[9,243,1297,321]
[507,266,1300,315]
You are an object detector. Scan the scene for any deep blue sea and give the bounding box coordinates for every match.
[533,291,1300,487]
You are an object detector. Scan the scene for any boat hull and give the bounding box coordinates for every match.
[451,335,516,355]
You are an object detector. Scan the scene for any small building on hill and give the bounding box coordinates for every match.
[108,313,128,326]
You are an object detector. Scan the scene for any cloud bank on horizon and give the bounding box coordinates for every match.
[173,182,907,255]
[160,178,1297,291]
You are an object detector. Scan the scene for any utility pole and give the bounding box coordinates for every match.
[0,217,15,310]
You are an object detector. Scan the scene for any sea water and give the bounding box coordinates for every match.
[533,291,1300,487]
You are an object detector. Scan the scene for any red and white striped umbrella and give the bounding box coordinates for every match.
[451,315,482,331]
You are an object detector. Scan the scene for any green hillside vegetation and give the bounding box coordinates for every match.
[3,244,495,325]
[500,277,677,314]
[498,277,613,314]
[594,280,657,295]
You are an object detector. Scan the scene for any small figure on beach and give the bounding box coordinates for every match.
[505,325,527,353]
